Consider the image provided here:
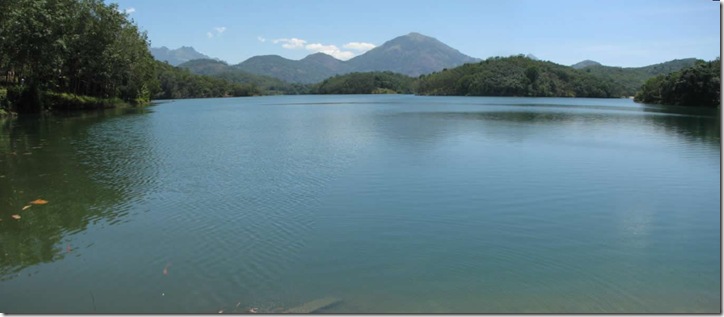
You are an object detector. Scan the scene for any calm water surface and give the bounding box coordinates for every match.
[0,95,719,313]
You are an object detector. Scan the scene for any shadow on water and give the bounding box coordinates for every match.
[0,108,154,280]
[410,103,720,147]
[640,105,720,146]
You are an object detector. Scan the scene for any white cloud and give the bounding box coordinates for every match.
[343,42,376,52]
[273,38,307,49]
[305,43,355,60]
[271,37,374,60]
[207,26,226,39]
[257,36,267,42]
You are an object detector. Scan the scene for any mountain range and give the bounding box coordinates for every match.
[156,32,479,83]
[150,32,700,90]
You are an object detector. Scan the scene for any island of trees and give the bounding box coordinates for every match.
[0,0,719,115]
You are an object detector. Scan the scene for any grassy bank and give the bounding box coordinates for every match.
[44,92,135,110]
[0,85,149,115]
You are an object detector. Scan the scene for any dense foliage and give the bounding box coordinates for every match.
[0,0,157,112]
[311,72,415,94]
[577,58,699,96]
[0,0,265,113]
[634,59,720,107]
[416,55,624,98]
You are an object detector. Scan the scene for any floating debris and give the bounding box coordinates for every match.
[247,307,258,314]
[11,214,21,220]
[30,199,48,205]
[66,244,72,253]
[218,310,224,314]
[22,205,31,211]
[163,262,172,275]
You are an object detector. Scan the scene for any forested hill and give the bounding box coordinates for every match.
[634,59,720,107]
[571,60,602,69]
[576,58,699,96]
[416,55,624,98]
[178,59,312,95]
[310,72,415,94]
[154,61,261,99]
[177,59,233,76]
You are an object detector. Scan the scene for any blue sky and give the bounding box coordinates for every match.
[108,0,720,67]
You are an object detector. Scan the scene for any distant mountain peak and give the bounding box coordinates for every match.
[347,32,479,77]
[571,59,602,69]
[301,52,340,61]
[150,46,214,66]
[405,32,428,39]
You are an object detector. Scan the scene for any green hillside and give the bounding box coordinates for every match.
[311,72,415,94]
[634,59,720,107]
[416,55,624,98]
[177,59,232,75]
[178,59,308,95]
[578,58,699,96]
[154,61,260,99]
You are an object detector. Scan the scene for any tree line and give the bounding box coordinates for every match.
[310,72,415,94]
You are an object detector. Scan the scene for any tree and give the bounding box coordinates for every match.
[0,0,159,112]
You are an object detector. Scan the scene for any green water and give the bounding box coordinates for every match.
[0,95,720,313]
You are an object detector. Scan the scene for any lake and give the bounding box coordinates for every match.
[0,95,719,313]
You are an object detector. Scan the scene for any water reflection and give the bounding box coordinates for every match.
[413,106,719,148]
[0,108,154,280]
[641,106,720,145]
